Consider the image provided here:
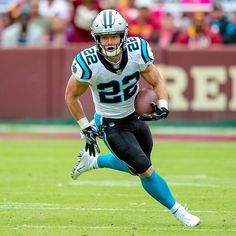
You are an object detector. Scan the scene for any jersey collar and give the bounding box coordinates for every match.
[97,49,128,75]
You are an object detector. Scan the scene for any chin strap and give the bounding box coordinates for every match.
[101,45,122,57]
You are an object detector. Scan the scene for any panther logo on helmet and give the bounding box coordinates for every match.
[91,9,128,57]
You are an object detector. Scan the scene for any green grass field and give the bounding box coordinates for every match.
[0,139,236,236]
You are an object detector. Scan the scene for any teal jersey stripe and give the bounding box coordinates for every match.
[75,54,92,80]
[140,39,153,63]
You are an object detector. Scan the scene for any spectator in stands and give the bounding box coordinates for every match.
[1,4,46,46]
[29,0,51,36]
[158,13,180,48]
[175,12,222,48]
[0,10,15,41]
[128,0,160,43]
[177,12,192,32]
[209,4,236,44]
[67,0,100,43]
[0,10,15,28]
[117,0,139,23]
[99,0,117,9]
[38,0,70,45]
[38,0,70,20]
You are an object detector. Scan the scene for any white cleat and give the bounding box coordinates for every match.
[71,149,95,180]
[173,205,200,227]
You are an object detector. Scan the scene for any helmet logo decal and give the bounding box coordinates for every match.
[103,10,113,29]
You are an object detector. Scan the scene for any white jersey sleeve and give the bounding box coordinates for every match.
[71,46,98,83]
[127,37,154,72]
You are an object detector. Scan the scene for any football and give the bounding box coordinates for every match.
[135,87,157,115]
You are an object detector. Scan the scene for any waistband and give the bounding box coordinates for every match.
[102,112,138,125]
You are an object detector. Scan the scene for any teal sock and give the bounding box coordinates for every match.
[97,153,129,173]
[140,171,176,209]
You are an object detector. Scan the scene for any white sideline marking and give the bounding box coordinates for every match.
[70,180,236,189]
[0,203,235,214]
[3,191,145,198]
[0,224,235,232]
[70,180,138,187]
[168,174,208,179]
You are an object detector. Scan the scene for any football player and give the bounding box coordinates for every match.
[65,9,200,227]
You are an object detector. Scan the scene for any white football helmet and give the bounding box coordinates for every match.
[91,9,128,57]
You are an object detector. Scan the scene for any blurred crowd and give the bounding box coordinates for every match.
[0,0,236,48]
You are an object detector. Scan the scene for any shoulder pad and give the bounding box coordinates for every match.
[71,46,98,81]
[127,37,154,63]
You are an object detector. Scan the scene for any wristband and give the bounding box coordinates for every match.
[77,117,90,130]
[158,99,168,109]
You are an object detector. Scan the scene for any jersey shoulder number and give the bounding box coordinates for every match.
[71,46,98,81]
[127,37,154,63]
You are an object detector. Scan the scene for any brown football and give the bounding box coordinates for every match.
[135,88,157,115]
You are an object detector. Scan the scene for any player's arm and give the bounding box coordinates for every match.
[140,64,169,121]
[141,63,168,101]
[65,74,100,156]
[65,74,89,122]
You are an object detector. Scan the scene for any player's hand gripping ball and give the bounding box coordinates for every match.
[135,88,157,116]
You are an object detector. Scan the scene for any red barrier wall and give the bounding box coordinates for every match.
[159,46,236,120]
[0,44,235,121]
[0,47,49,119]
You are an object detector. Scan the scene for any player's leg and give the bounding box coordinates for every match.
[132,119,176,208]
[71,118,134,179]
[71,150,132,180]
[72,118,200,226]
[97,135,139,175]
[135,119,200,226]
[97,153,130,172]
[71,146,200,226]
[104,121,177,210]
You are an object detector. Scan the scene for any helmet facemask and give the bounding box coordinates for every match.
[91,9,128,57]
[94,32,128,57]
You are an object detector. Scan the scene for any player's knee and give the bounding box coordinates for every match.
[139,166,153,177]
[118,150,151,175]
[130,153,151,175]
[128,166,139,176]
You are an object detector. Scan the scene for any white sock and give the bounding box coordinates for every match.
[170,202,181,214]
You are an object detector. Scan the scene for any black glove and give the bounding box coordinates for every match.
[140,102,169,121]
[82,126,100,157]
